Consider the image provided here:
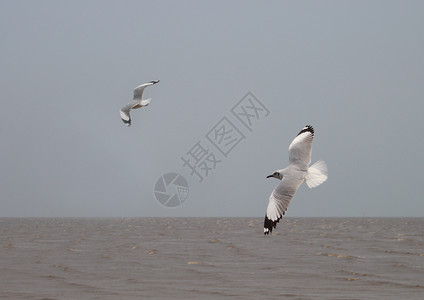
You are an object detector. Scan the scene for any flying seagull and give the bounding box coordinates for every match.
[120,80,160,126]
[264,125,328,235]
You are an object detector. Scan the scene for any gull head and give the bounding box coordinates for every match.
[266,170,283,180]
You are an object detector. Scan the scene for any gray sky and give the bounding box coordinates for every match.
[1,0,423,217]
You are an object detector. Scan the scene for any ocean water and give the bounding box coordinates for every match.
[0,218,423,300]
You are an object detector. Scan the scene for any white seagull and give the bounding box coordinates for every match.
[120,80,160,126]
[264,125,328,235]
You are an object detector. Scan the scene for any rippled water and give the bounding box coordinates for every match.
[0,218,423,299]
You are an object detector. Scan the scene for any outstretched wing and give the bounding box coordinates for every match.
[133,80,160,100]
[288,125,314,167]
[264,176,303,235]
[120,100,140,126]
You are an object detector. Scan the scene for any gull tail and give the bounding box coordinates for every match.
[140,98,151,106]
[305,160,328,188]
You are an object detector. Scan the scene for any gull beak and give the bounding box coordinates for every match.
[266,174,273,178]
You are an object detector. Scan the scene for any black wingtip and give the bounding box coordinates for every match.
[122,119,131,126]
[297,125,314,137]
[264,214,282,235]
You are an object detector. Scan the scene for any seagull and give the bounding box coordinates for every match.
[120,80,160,126]
[264,125,328,235]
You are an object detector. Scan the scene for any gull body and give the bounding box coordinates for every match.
[264,125,328,235]
[120,80,159,126]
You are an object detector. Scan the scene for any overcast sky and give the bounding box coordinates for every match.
[1,0,423,217]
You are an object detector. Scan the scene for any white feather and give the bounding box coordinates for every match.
[305,160,328,188]
[140,98,151,106]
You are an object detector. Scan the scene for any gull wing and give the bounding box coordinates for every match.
[120,100,140,126]
[133,80,160,100]
[264,176,303,235]
[288,125,314,167]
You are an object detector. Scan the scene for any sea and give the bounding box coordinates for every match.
[0,218,423,300]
